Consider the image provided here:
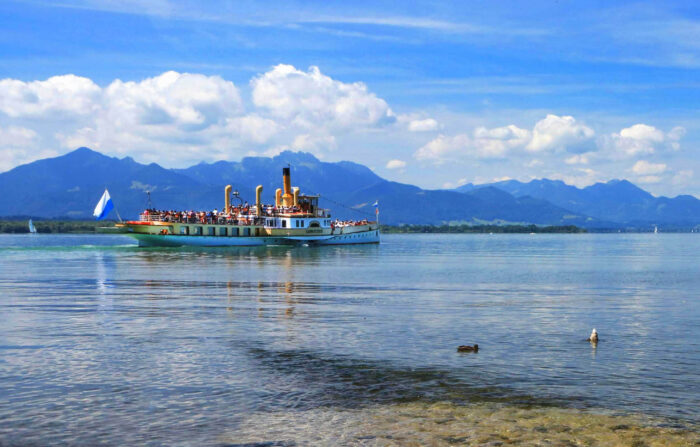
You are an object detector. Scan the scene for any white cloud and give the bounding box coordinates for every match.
[251,64,395,130]
[492,176,513,182]
[441,177,469,189]
[408,118,439,132]
[472,124,531,158]
[622,124,664,142]
[385,159,406,169]
[51,72,249,163]
[416,114,591,162]
[291,133,337,151]
[550,168,600,188]
[0,74,101,118]
[0,66,405,167]
[0,68,695,198]
[667,126,686,147]
[631,160,667,175]
[0,125,56,172]
[415,124,532,161]
[3,71,253,163]
[104,71,243,129]
[215,114,280,145]
[0,125,37,147]
[637,175,662,184]
[414,133,471,161]
[609,124,685,156]
[526,114,594,153]
[672,169,693,186]
[565,154,590,165]
[55,126,98,150]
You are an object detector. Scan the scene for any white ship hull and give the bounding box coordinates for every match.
[128,228,380,247]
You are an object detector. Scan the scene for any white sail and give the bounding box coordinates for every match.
[28,219,37,234]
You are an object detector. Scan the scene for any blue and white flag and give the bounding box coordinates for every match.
[93,189,114,220]
[372,200,379,208]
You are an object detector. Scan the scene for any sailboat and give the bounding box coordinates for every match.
[654,225,658,234]
[28,219,37,234]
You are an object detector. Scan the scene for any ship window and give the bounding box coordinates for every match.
[208,227,215,236]
[195,226,203,235]
[309,221,320,228]
[180,226,187,235]
[282,220,287,228]
[243,228,250,236]
[219,227,227,236]
[230,227,239,237]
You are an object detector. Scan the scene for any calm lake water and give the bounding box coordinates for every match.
[0,233,698,445]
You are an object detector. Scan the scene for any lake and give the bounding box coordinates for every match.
[0,233,698,445]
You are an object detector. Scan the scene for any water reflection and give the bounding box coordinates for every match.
[0,234,699,445]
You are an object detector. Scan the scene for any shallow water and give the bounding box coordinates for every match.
[0,233,698,445]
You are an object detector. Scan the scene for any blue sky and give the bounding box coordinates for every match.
[1,0,699,196]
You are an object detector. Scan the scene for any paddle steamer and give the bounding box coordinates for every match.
[118,167,380,247]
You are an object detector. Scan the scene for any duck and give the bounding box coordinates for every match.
[457,344,478,352]
[587,328,599,343]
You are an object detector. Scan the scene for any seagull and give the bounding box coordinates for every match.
[587,329,599,343]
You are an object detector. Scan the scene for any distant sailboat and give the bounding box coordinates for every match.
[28,219,37,234]
[654,225,659,234]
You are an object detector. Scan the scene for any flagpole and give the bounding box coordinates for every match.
[374,200,379,226]
[107,186,122,223]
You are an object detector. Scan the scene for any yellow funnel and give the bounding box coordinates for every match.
[275,188,282,208]
[282,167,293,207]
[224,185,232,213]
[293,187,299,207]
[255,185,263,215]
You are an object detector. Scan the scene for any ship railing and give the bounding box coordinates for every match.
[138,206,329,224]
[139,212,267,226]
[139,213,166,222]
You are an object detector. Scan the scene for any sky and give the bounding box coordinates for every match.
[0,0,699,196]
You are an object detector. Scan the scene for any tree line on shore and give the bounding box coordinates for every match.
[2,219,589,234]
[0,220,118,233]
[0,219,587,234]
[379,224,586,234]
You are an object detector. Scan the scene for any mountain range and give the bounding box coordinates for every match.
[456,178,700,227]
[1,147,699,229]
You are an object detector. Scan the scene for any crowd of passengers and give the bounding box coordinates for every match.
[141,207,372,227]
[142,203,315,225]
[333,219,371,227]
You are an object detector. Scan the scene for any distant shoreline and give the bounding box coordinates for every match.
[379,224,587,234]
[2,220,697,234]
[0,220,120,234]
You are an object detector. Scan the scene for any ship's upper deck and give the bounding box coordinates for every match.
[129,166,374,231]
